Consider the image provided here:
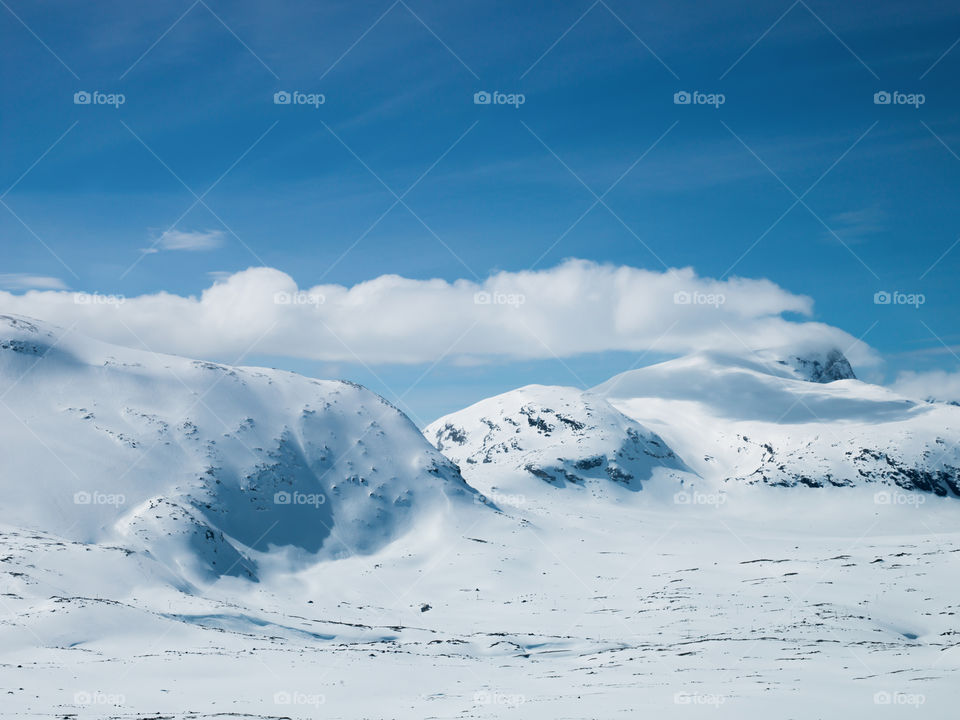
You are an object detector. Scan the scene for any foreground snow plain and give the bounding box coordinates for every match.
[4,484,959,718]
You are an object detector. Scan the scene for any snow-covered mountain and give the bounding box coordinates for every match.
[593,348,960,495]
[3,319,960,718]
[425,384,691,493]
[426,348,959,499]
[0,314,474,583]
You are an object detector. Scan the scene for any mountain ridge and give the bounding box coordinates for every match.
[428,348,960,499]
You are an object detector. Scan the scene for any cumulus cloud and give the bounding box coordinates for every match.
[0,274,69,291]
[0,260,877,366]
[141,229,225,253]
[891,370,960,403]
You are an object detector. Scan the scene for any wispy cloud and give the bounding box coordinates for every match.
[824,208,885,245]
[892,370,960,403]
[141,229,225,254]
[891,344,960,359]
[0,274,69,291]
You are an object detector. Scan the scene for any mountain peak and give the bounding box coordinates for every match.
[776,348,856,383]
[425,384,688,492]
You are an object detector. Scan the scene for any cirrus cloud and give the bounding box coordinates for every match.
[0,274,69,291]
[891,370,960,404]
[140,229,225,254]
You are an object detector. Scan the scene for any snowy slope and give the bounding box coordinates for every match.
[426,348,959,501]
[425,384,691,496]
[2,320,960,718]
[3,473,960,719]
[0,314,474,583]
[594,348,960,495]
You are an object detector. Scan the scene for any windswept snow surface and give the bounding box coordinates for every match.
[3,484,960,718]
[2,321,960,718]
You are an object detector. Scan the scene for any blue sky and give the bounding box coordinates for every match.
[2,0,959,423]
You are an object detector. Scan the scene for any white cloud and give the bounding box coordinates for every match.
[143,229,225,253]
[0,274,68,290]
[891,370,960,403]
[0,260,877,367]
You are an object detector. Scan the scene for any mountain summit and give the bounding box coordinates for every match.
[425,384,689,492]
[776,348,857,383]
